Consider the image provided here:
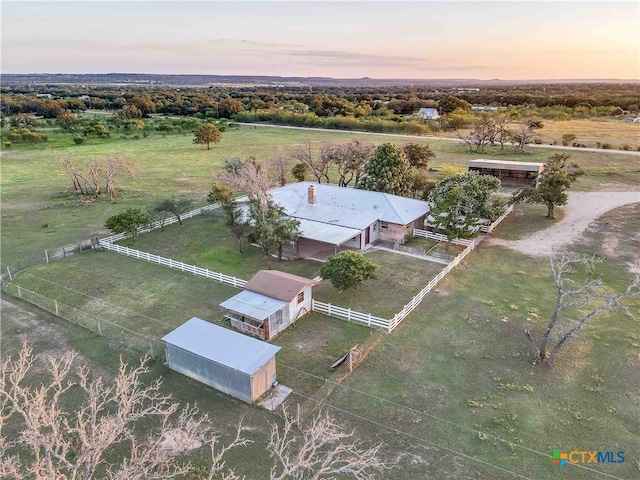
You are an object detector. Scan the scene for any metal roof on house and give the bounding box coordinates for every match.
[220,289,288,320]
[297,218,362,246]
[161,318,281,375]
[418,107,439,116]
[265,182,430,227]
[292,203,381,230]
[246,270,317,302]
[468,159,544,172]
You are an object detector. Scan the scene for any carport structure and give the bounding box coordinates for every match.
[468,159,544,186]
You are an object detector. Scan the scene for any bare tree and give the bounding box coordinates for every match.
[524,251,640,366]
[0,339,248,480]
[219,156,272,214]
[268,410,389,480]
[456,116,492,153]
[290,139,333,184]
[103,154,134,201]
[331,139,374,187]
[61,154,85,194]
[272,149,290,186]
[510,119,543,153]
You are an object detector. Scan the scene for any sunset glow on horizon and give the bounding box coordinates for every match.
[2,1,639,80]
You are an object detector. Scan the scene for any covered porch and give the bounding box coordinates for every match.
[220,290,287,340]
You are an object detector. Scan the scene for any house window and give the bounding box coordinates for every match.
[381,221,388,230]
[297,291,304,304]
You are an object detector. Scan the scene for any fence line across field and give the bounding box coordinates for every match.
[3,283,166,360]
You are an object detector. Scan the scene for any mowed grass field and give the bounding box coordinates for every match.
[2,123,639,266]
[2,123,639,478]
[327,203,640,479]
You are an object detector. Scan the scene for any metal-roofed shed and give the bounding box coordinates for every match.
[468,159,544,186]
[161,317,280,403]
[221,270,318,341]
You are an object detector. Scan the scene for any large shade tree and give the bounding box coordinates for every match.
[193,123,222,150]
[427,172,504,252]
[355,143,412,196]
[512,153,583,219]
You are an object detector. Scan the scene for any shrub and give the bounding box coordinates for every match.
[73,136,86,145]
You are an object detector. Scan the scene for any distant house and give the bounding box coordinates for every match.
[220,270,318,341]
[632,117,640,123]
[471,106,499,112]
[237,183,431,257]
[416,107,440,120]
[36,93,53,99]
[468,159,544,186]
[162,317,281,403]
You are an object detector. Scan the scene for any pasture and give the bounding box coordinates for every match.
[2,122,638,266]
[2,123,639,478]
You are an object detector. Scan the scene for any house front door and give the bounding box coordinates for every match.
[365,227,370,246]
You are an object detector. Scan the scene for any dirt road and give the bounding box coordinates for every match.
[491,191,639,256]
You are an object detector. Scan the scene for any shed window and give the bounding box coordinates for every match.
[381,221,388,229]
[297,291,304,304]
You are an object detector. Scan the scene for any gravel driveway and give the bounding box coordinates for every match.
[492,191,640,256]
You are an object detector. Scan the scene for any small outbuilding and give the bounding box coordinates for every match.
[161,317,281,403]
[220,270,318,341]
[468,159,544,186]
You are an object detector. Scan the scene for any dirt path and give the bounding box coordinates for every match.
[490,191,640,256]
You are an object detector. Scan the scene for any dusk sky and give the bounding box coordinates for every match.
[2,1,639,80]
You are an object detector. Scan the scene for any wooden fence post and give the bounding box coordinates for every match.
[6,267,12,281]
[149,341,155,359]
[74,307,79,325]
[17,285,22,298]
[54,299,59,316]
[121,330,126,346]
[97,319,102,336]
[63,247,66,258]
[45,250,50,263]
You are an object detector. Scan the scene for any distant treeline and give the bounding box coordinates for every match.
[2,82,639,118]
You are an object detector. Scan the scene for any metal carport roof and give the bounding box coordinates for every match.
[161,317,281,375]
[297,218,362,246]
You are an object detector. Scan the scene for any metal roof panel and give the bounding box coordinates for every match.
[161,318,281,375]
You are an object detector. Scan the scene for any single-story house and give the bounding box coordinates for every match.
[161,317,281,403]
[416,107,440,120]
[220,270,318,341]
[468,159,544,186]
[238,182,431,255]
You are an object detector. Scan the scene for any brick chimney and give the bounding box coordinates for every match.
[308,185,317,205]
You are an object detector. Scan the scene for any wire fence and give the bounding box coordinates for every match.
[295,332,383,422]
[3,283,166,360]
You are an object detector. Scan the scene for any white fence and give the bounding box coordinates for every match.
[99,242,247,289]
[412,229,475,247]
[312,300,390,330]
[479,204,514,234]
[388,239,475,332]
[99,204,220,244]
